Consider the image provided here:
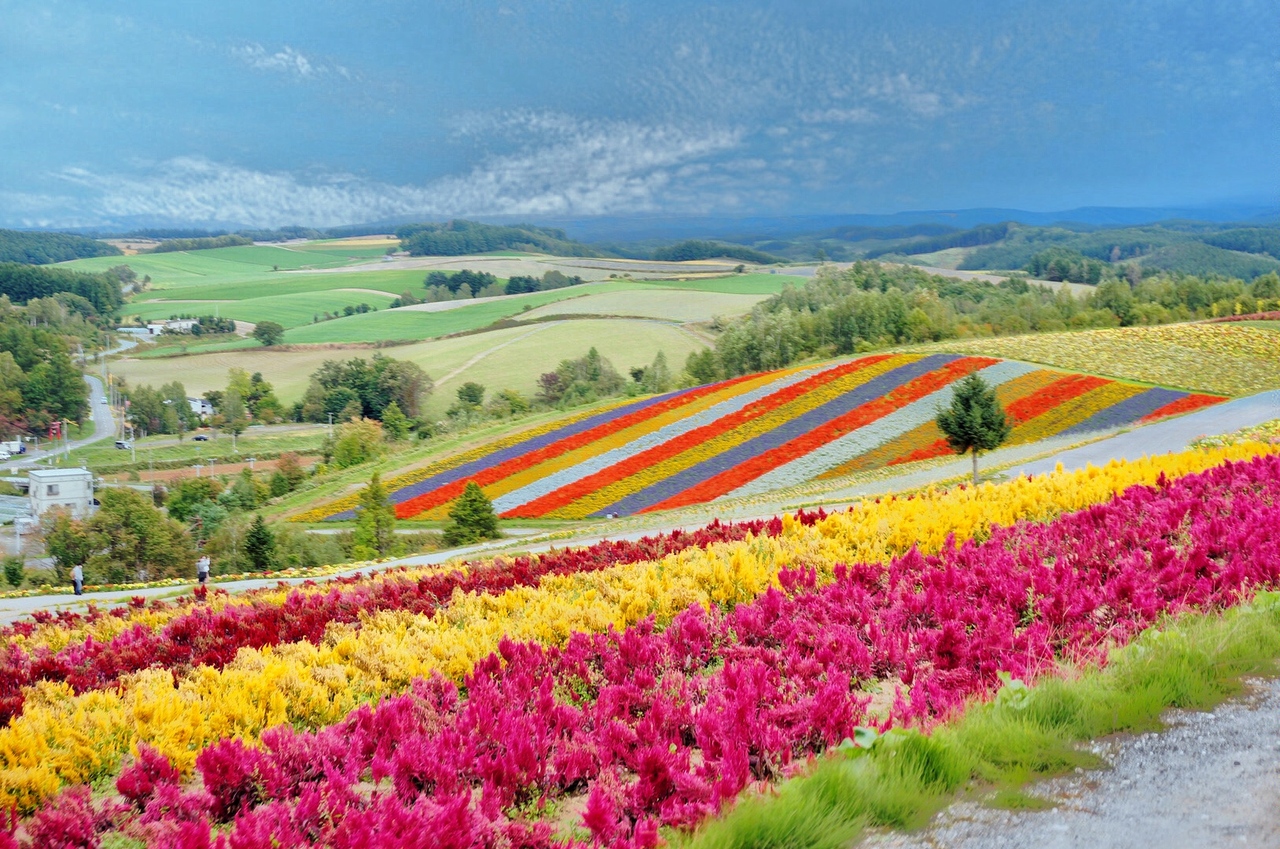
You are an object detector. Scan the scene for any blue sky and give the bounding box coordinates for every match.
[1,0,1275,229]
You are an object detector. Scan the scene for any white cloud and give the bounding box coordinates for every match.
[45,119,742,228]
[798,107,879,125]
[232,43,348,80]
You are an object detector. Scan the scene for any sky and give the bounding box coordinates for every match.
[1,0,1275,230]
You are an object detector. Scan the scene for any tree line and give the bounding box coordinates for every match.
[688,263,1280,380]
[0,299,90,437]
[146,235,253,253]
[0,229,120,264]
[0,263,124,315]
[395,219,602,257]
[651,240,784,265]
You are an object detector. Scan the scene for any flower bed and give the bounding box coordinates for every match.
[302,353,1224,522]
[9,450,1280,847]
[1,443,1273,818]
[933,323,1280,397]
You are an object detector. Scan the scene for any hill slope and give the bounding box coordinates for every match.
[298,353,1223,522]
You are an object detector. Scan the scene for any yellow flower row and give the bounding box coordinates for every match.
[1009,380,1144,442]
[933,323,1280,397]
[545,355,916,518]
[289,400,638,522]
[0,441,1273,812]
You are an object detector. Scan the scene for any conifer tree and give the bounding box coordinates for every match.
[353,471,397,557]
[936,373,1011,485]
[244,514,276,571]
[442,481,500,547]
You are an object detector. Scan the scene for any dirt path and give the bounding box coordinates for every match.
[432,322,559,388]
[863,676,1280,848]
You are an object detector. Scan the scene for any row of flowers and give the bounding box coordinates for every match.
[1,441,1272,814]
[349,352,1227,520]
[584,355,972,518]
[288,398,644,522]
[488,367,821,515]
[646,356,996,512]
[11,449,1280,848]
[937,323,1280,397]
[505,354,915,519]
[0,521,795,728]
[732,360,1037,496]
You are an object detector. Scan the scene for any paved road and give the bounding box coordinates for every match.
[1013,389,1280,477]
[865,677,1280,849]
[6,375,118,469]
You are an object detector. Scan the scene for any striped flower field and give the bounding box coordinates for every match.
[300,353,1224,521]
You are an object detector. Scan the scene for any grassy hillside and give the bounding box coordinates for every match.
[113,318,707,418]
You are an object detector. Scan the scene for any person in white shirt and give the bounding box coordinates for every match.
[196,555,211,586]
[72,563,83,596]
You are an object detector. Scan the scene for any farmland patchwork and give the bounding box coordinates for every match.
[303,353,1226,521]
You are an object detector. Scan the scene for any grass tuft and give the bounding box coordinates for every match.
[674,595,1280,849]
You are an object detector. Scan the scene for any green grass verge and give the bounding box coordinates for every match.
[676,594,1280,849]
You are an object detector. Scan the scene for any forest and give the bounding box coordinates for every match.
[0,228,120,264]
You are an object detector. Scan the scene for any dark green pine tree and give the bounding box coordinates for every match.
[353,471,397,557]
[442,481,501,547]
[244,513,276,571]
[936,373,1011,485]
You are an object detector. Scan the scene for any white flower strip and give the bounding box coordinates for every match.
[720,360,1037,500]
[491,364,831,513]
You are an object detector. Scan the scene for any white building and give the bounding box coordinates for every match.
[188,397,215,419]
[27,469,95,518]
[145,319,199,336]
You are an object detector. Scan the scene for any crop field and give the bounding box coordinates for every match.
[279,281,643,343]
[4,445,1279,846]
[519,288,768,322]
[638,272,807,294]
[927,322,1280,397]
[131,268,428,302]
[296,352,1224,522]
[123,289,399,328]
[112,319,707,416]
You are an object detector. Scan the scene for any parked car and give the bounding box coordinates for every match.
[115,440,132,449]
[192,434,209,441]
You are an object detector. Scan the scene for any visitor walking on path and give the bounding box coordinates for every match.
[72,564,83,596]
[196,555,210,586]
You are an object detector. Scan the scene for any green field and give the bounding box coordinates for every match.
[280,281,643,343]
[520,289,767,322]
[124,289,399,328]
[62,424,330,473]
[113,318,707,418]
[637,273,807,295]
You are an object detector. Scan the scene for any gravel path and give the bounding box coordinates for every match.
[862,677,1280,849]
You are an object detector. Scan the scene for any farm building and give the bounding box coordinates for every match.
[26,468,95,518]
[188,397,215,419]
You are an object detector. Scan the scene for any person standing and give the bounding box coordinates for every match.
[72,563,83,596]
[196,554,210,586]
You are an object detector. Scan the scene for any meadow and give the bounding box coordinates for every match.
[113,318,709,419]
